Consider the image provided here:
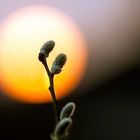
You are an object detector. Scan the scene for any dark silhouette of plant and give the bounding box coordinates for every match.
[38,40,75,140]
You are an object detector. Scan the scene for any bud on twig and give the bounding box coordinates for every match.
[52,118,72,139]
[60,102,76,120]
[51,53,67,74]
[38,40,55,61]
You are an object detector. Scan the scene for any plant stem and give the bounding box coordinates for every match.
[42,59,59,123]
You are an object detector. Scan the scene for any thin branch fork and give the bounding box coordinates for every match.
[42,59,59,123]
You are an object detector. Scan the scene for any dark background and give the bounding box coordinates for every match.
[0,1,140,140]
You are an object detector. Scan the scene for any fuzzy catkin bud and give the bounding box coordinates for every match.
[53,118,72,137]
[51,53,67,74]
[60,102,76,120]
[38,40,55,61]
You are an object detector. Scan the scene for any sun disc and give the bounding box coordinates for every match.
[0,5,87,103]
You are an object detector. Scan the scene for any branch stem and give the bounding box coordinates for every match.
[42,59,59,123]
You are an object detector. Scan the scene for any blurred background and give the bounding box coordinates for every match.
[0,0,140,140]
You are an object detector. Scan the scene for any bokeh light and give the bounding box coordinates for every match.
[0,5,88,103]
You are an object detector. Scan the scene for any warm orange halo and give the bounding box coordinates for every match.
[0,5,87,103]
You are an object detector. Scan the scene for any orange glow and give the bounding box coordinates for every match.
[0,5,87,103]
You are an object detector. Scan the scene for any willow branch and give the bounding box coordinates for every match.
[42,59,59,123]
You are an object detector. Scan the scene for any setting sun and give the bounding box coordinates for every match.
[0,5,87,103]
